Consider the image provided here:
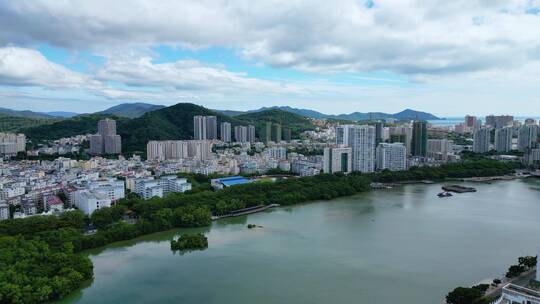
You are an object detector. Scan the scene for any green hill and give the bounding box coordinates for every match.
[98,102,165,118]
[19,103,317,154]
[22,114,125,143]
[235,109,315,138]
[118,103,242,153]
[0,114,61,133]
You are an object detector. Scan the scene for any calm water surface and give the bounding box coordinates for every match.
[61,179,540,304]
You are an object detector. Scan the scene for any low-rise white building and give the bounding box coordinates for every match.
[74,190,112,215]
[134,176,191,199]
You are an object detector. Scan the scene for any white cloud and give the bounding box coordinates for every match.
[0,46,97,88]
[95,56,304,95]
[1,0,539,76]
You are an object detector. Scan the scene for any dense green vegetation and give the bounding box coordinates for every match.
[372,160,519,183]
[22,114,125,144]
[235,108,315,139]
[118,103,241,153]
[506,256,537,278]
[0,235,93,304]
[445,285,490,304]
[170,233,208,251]
[0,114,60,132]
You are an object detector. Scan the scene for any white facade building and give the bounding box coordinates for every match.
[220,122,232,143]
[134,176,191,199]
[473,127,491,153]
[74,190,112,215]
[88,179,125,201]
[323,147,352,174]
[376,143,407,171]
[494,127,513,153]
[518,125,539,152]
[348,125,376,173]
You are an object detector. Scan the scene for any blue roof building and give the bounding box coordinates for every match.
[211,176,253,190]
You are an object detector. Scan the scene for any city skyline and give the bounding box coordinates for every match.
[1,1,540,116]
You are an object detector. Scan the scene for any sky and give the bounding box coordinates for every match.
[0,1,540,117]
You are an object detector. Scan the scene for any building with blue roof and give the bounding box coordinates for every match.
[211,176,253,190]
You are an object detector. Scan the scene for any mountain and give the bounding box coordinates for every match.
[215,106,328,119]
[22,114,126,143]
[216,106,439,121]
[0,107,56,119]
[118,103,241,152]
[392,109,439,120]
[21,103,317,153]
[42,111,79,118]
[253,106,328,119]
[0,114,61,133]
[235,109,316,139]
[98,103,166,118]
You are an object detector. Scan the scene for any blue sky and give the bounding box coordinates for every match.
[1,1,540,116]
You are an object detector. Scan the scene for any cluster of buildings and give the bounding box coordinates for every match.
[3,112,539,221]
[0,132,26,156]
[324,121,452,174]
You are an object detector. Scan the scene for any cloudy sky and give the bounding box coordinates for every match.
[0,0,539,116]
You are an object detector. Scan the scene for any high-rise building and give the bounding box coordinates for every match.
[234,126,248,143]
[220,122,231,143]
[473,127,491,153]
[193,115,207,140]
[348,125,376,173]
[193,115,218,140]
[271,123,282,143]
[465,115,477,128]
[376,143,407,171]
[323,147,352,174]
[525,118,537,126]
[146,140,209,161]
[427,139,454,162]
[283,128,292,142]
[0,133,26,155]
[411,121,428,157]
[518,125,539,152]
[90,119,121,155]
[389,126,412,154]
[247,125,256,143]
[485,115,514,129]
[494,127,513,153]
[336,125,355,146]
[206,116,217,140]
[264,122,272,143]
[375,122,384,146]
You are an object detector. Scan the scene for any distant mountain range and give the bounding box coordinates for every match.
[97,102,166,118]
[215,106,440,121]
[1,103,439,121]
[0,107,56,119]
[22,103,314,153]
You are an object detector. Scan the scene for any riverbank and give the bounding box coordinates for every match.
[57,178,540,304]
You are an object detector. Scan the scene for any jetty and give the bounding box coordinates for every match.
[211,204,280,221]
[442,185,477,193]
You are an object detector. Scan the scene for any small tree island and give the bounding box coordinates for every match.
[170,233,208,252]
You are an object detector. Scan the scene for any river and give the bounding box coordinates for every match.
[60,179,540,304]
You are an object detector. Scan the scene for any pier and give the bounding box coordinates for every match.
[211,204,280,220]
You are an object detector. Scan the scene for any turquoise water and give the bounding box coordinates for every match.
[429,116,540,127]
[61,179,540,304]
